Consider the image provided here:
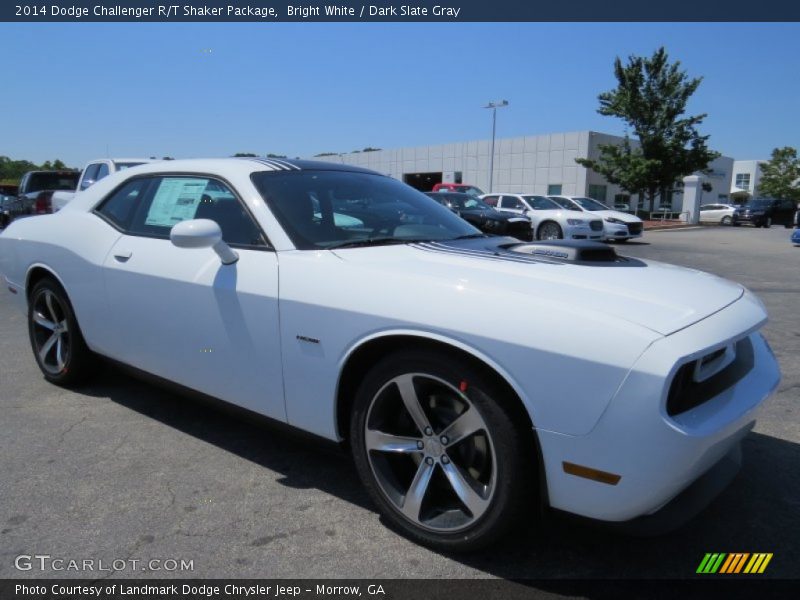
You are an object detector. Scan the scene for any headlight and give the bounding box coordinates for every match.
[566,219,585,225]
[605,217,625,224]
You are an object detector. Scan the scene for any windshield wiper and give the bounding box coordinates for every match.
[326,237,411,249]
[451,233,492,240]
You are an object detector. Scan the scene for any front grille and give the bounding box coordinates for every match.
[627,222,643,235]
[590,220,603,231]
[666,337,754,416]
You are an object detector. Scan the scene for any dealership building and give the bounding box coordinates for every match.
[310,130,734,211]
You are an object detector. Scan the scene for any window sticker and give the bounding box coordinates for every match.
[144,178,208,227]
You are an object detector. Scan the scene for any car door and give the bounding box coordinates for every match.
[700,204,716,222]
[96,174,286,420]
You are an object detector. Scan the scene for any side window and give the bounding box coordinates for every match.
[95,178,152,230]
[129,176,266,247]
[502,195,523,209]
[80,164,101,190]
[482,195,498,207]
[95,163,110,181]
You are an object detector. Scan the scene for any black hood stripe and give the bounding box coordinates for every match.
[413,241,558,265]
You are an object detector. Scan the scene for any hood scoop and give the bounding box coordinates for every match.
[504,240,622,263]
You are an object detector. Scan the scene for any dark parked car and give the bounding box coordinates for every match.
[732,198,796,228]
[5,170,80,222]
[424,191,533,240]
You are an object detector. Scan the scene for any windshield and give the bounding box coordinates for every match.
[745,199,771,209]
[459,186,484,197]
[569,196,611,211]
[28,172,80,192]
[523,195,560,210]
[252,170,480,250]
[438,194,492,210]
[549,197,582,212]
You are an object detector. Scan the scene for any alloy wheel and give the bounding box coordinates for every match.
[364,373,497,532]
[538,222,562,240]
[31,289,71,375]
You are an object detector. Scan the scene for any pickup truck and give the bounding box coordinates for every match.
[51,158,157,212]
[4,170,80,222]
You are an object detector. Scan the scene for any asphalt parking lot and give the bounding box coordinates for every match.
[1,225,798,585]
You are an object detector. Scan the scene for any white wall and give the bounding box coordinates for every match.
[309,132,733,212]
[309,131,594,195]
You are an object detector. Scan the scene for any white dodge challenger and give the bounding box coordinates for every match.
[0,158,780,550]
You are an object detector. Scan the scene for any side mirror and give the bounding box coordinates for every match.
[79,179,95,191]
[170,219,238,265]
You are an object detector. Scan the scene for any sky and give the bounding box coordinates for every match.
[2,22,799,167]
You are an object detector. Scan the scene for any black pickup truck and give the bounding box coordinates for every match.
[3,170,80,225]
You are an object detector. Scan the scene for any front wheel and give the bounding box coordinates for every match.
[537,221,563,240]
[721,216,732,226]
[28,278,95,386]
[350,350,532,551]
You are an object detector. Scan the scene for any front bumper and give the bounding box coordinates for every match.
[537,293,780,524]
[733,213,764,226]
[604,221,643,240]
[566,225,603,241]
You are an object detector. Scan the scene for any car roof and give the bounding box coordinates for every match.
[101,157,384,178]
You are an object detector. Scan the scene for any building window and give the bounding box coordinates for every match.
[735,173,751,191]
[588,184,607,202]
[454,171,463,184]
[718,194,728,200]
[547,184,562,195]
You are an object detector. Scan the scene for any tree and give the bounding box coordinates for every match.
[576,47,720,211]
[233,152,258,157]
[758,147,800,202]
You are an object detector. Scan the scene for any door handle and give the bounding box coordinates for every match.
[113,250,132,262]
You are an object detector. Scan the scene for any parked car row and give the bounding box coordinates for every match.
[423,192,533,241]
[0,158,780,551]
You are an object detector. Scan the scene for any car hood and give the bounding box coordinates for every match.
[460,209,528,222]
[331,238,744,336]
[591,210,642,222]
[530,209,599,221]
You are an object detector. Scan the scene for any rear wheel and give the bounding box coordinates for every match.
[721,216,732,226]
[350,350,532,551]
[764,217,772,228]
[28,278,95,386]
[537,221,563,240]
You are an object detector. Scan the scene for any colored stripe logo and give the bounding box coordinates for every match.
[696,553,773,574]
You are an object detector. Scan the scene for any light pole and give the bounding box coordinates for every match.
[483,100,508,193]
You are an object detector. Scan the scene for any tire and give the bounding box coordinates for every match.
[764,217,772,228]
[28,278,95,386]
[350,350,532,551]
[721,216,732,226]
[732,222,741,227]
[537,221,563,240]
